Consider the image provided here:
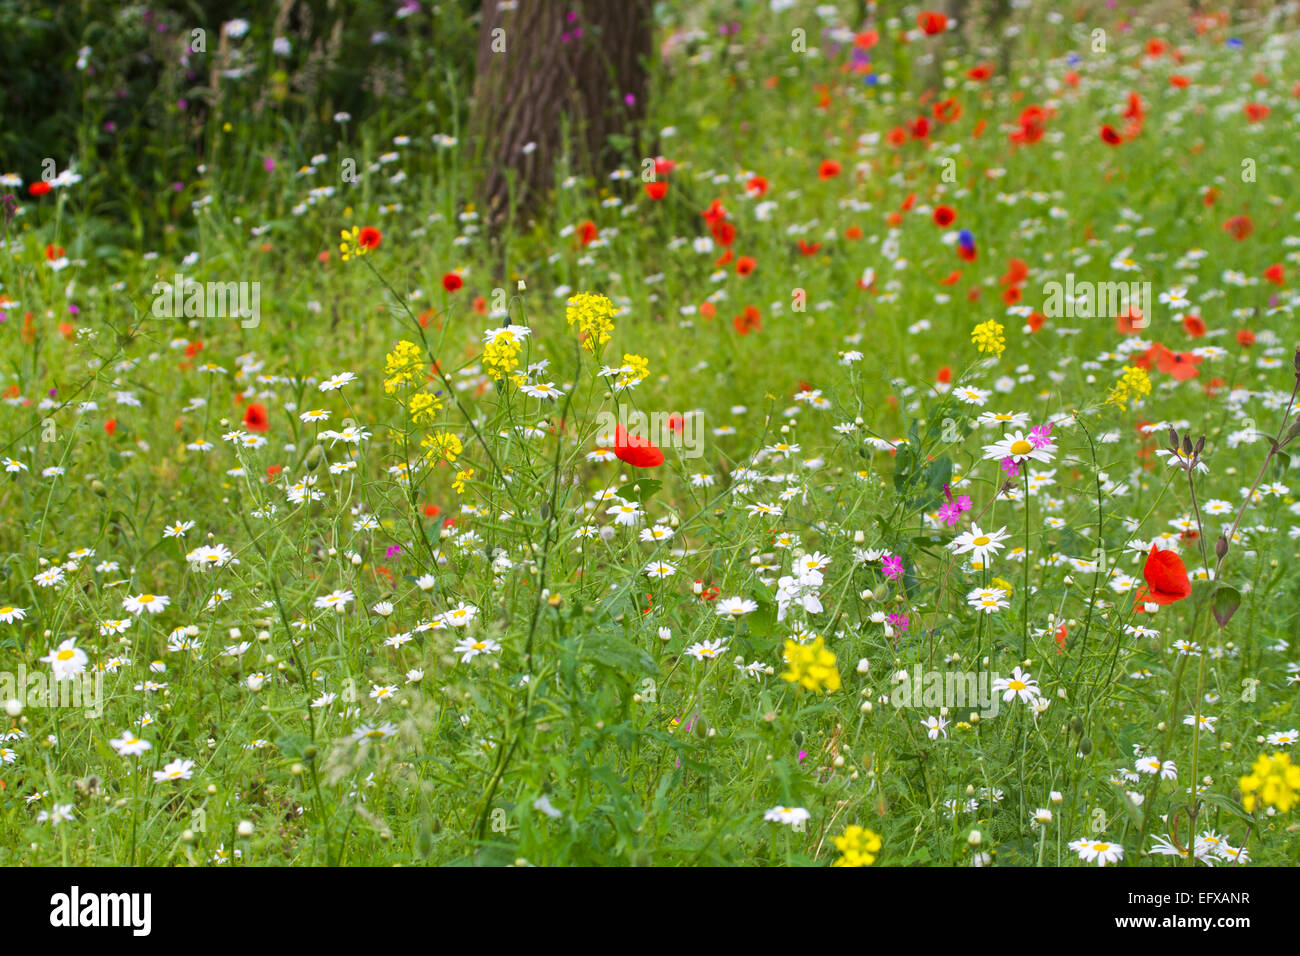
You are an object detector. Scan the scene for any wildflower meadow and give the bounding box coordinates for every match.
[1,0,1299,888]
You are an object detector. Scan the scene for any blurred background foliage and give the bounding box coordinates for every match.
[0,0,479,243]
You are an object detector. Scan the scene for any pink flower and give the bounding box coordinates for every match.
[1029,424,1053,449]
[1000,456,1020,477]
[882,554,903,579]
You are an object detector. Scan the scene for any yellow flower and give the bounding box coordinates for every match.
[339,225,373,262]
[1240,752,1300,813]
[565,292,618,352]
[384,340,425,393]
[781,636,841,694]
[616,353,650,389]
[483,326,527,381]
[832,825,882,867]
[971,320,1006,358]
[1106,365,1152,411]
[421,431,463,465]
[452,467,474,494]
[408,391,443,424]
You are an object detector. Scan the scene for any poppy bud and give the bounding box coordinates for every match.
[90,479,107,497]
[1215,535,1229,560]
[694,718,709,739]
[1079,737,1093,756]
[305,443,324,470]
[1069,716,1084,736]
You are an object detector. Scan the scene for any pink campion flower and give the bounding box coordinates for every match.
[888,613,910,632]
[938,485,973,526]
[1001,456,1020,477]
[1028,424,1053,449]
[882,554,903,579]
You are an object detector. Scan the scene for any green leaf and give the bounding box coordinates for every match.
[581,631,656,676]
[1197,791,1255,828]
[616,478,661,504]
[1211,584,1241,629]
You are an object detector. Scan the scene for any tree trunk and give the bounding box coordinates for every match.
[470,0,653,228]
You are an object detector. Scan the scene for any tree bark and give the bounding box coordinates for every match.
[470,0,653,228]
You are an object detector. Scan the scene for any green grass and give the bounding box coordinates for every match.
[0,1,1298,866]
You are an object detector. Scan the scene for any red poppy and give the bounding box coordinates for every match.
[1170,74,1190,88]
[422,504,441,518]
[1222,215,1253,241]
[908,115,931,139]
[1063,70,1079,88]
[844,226,863,240]
[1182,314,1206,337]
[797,239,821,256]
[1001,259,1029,285]
[614,424,663,469]
[104,419,117,436]
[1123,92,1145,122]
[644,181,668,201]
[967,62,993,81]
[1264,264,1284,285]
[714,249,733,268]
[45,244,65,261]
[1237,329,1256,347]
[1100,124,1123,145]
[358,226,382,251]
[917,11,947,34]
[733,305,761,335]
[1002,285,1022,306]
[442,272,463,293]
[886,126,908,147]
[1136,545,1190,606]
[1152,343,1202,380]
[1026,312,1045,333]
[900,193,917,212]
[936,366,952,384]
[818,159,841,179]
[701,199,727,224]
[266,464,283,481]
[957,243,977,263]
[932,98,961,123]
[745,175,769,197]
[1010,105,1048,145]
[940,270,962,285]
[855,29,878,49]
[735,255,756,276]
[1202,187,1218,207]
[1145,38,1166,57]
[932,205,956,227]
[1244,102,1270,123]
[711,219,736,246]
[653,157,675,177]
[29,181,51,197]
[243,403,270,433]
[576,220,598,245]
[1116,309,1145,336]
